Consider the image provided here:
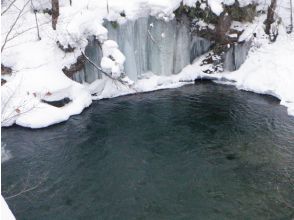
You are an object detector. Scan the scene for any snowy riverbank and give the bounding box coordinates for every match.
[1,0,294,129]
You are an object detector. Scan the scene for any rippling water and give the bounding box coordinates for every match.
[2,83,294,220]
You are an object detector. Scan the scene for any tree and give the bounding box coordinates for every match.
[265,0,277,35]
[1,0,45,52]
[289,0,293,33]
[51,0,59,30]
[1,0,31,52]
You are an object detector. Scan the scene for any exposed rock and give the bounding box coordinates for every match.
[1,78,7,86]
[1,64,12,75]
[41,97,71,107]
[62,55,86,78]
[57,41,75,53]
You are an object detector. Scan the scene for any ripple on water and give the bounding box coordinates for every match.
[1,83,294,220]
[1,143,12,163]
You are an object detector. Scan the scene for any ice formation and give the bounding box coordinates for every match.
[75,16,211,83]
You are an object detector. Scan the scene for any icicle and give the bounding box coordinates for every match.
[190,36,211,63]
[173,21,191,74]
[83,37,103,83]
[74,16,213,83]
[147,16,177,76]
[224,41,251,71]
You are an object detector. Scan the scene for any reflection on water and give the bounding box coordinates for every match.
[2,83,294,220]
[1,143,12,163]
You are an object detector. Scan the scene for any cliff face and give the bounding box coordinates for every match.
[70,2,256,83]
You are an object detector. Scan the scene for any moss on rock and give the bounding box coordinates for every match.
[225,2,257,22]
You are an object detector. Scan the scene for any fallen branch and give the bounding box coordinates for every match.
[4,172,48,200]
[81,51,135,91]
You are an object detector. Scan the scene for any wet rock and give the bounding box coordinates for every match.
[62,55,86,78]
[42,97,71,107]
[57,41,75,53]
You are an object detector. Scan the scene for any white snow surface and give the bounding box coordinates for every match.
[1,0,294,129]
[1,195,16,220]
[90,28,294,117]
[226,31,294,116]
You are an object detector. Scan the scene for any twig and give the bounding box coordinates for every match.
[1,0,17,15]
[1,0,31,52]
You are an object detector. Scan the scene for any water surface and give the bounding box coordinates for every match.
[2,83,294,220]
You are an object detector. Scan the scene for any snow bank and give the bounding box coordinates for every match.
[1,0,293,129]
[224,30,294,116]
[88,29,294,117]
[1,195,16,220]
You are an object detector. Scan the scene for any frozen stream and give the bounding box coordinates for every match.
[2,83,294,219]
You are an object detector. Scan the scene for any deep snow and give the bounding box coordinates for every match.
[1,0,293,127]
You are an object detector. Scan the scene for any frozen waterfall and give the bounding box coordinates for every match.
[74,16,211,83]
[223,40,251,71]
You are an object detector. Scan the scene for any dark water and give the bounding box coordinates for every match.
[2,83,294,220]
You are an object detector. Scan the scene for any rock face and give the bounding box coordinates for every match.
[1,64,12,75]
[62,55,86,78]
[1,64,12,86]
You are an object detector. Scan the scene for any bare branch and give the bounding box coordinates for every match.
[1,0,17,15]
[1,0,31,52]
[4,172,48,200]
[81,50,135,91]
[31,0,41,40]
[5,182,42,200]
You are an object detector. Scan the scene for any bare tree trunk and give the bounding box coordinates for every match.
[31,0,41,40]
[51,0,59,30]
[290,0,293,33]
[265,0,277,35]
